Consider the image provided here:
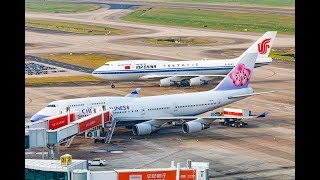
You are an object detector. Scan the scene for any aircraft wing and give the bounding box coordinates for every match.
[152,112,269,121]
[115,112,269,122]
[139,74,226,80]
[228,91,276,99]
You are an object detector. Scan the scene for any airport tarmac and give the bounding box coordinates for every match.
[25,2,294,179]
[25,61,295,179]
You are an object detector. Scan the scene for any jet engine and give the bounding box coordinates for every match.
[160,77,183,87]
[182,118,210,133]
[132,123,159,135]
[189,77,209,86]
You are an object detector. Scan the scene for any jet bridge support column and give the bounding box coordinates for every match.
[47,144,55,159]
[101,105,105,128]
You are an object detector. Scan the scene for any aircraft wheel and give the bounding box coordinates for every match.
[111,84,115,88]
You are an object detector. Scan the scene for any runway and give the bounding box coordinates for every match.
[25,5,294,61]
[78,0,294,16]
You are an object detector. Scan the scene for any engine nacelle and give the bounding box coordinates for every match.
[160,77,182,87]
[189,77,209,86]
[132,123,159,135]
[182,121,210,133]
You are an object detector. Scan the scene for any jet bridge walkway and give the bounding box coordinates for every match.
[25,107,115,159]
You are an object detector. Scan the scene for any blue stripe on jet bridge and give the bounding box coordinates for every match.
[92,66,233,75]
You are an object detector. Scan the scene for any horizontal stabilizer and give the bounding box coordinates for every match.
[228,91,276,99]
[257,112,269,118]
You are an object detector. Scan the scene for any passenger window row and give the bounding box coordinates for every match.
[147,107,169,111]
[175,102,216,108]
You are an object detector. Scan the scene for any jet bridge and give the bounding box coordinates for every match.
[25,113,76,130]
[47,110,111,145]
[25,106,114,159]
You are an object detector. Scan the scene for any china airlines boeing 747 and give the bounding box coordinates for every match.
[92,31,276,88]
[31,51,270,135]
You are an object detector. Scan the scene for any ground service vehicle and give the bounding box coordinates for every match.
[88,158,107,166]
[212,108,251,128]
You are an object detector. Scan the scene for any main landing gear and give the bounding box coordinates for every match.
[111,82,115,88]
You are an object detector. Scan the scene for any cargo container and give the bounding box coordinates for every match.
[223,108,251,117]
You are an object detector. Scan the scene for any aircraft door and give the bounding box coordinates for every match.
[140,106,146,116]
[172,102,178,114]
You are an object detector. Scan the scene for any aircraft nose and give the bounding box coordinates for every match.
[92,70,99,76]
[92,70,104,79]
[30,114,48,122]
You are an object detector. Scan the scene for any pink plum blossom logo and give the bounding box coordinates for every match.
[229,63,251,86]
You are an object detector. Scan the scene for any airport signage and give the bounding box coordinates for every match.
[60,154,72,166]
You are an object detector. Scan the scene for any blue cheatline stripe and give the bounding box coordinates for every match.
[92,66,233,75]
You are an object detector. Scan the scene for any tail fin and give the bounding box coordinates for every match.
[125,88,141,97]
[238,31,277,63]
[213,52,258,91]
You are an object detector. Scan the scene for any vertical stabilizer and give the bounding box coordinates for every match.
[238,31,277,61]
[213,52,258,91]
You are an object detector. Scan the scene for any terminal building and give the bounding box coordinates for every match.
[25,107,209,180]
[25,159,87,180]
[25,158,209,180]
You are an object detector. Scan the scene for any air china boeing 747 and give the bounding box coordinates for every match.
[92,31,276,88]
[31,51,269,135]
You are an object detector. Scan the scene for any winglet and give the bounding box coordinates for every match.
[125,88,141,97]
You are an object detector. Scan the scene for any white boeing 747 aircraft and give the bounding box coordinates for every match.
[31,51,269,135]
[92,31,276,88]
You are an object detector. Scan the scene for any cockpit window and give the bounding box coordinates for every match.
[104,64,109,66]
[47,104,56,107]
